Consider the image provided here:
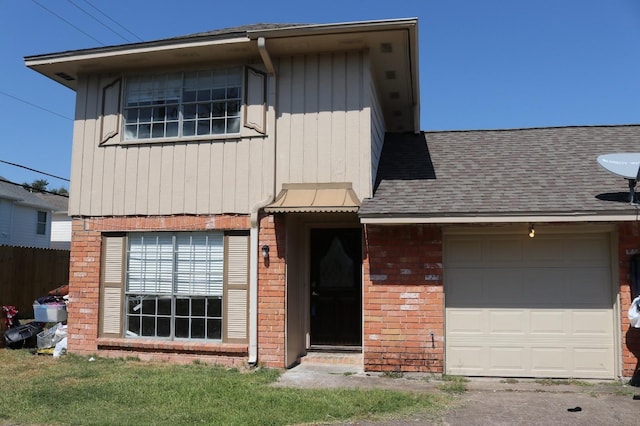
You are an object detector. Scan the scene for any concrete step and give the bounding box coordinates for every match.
[300,351,363,367]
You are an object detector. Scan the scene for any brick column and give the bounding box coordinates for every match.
[67,219,101,354]
[618,222,640,380]
[363,224,444,373]
[257,214,287,367]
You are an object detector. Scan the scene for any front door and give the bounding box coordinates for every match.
[309,228,362,347]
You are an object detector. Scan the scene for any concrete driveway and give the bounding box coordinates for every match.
[274,363,640,425]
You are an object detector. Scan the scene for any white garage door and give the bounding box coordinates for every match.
[445,232,615,379]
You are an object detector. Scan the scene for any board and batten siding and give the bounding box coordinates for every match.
[275,51,375,201]
[68,71,275,217]
[369,76,386,190]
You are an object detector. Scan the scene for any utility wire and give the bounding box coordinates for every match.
[81,0,144,42]
[65,0,132,43]
[0,160,70,182]
[0,91,73,121]
[31,0,105,46]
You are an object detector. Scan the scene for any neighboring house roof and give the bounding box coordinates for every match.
[0,178,57,210]
[35,192,69,214]
[360,125,640,222]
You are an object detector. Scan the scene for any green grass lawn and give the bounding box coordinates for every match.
[0,350,451,425]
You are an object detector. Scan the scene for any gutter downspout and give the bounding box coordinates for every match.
[248,36,277,366]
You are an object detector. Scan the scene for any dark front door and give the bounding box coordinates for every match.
[309,228,362,347]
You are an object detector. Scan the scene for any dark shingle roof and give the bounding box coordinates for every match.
[0,178,57,210]
[360,125,640,218]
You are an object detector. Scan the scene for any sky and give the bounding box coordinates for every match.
[1,0,639,191]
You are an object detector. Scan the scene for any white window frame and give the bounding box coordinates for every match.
[122,67,243,142]
[36,211,47,235]
[124,231,224,341]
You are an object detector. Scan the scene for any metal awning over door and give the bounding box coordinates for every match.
[264,183,360,213]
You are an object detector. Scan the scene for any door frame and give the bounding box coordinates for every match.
[303,221,363,351]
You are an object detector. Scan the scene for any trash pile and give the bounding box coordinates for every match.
[2,284,69,357]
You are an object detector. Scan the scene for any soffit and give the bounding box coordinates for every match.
[264,183,360,213]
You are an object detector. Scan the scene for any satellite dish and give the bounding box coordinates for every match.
[597,153,640,204]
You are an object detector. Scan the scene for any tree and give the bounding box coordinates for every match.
[23,179,49,193]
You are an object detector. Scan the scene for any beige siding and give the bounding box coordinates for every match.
[69,72,275,217]
[275,52,374,201]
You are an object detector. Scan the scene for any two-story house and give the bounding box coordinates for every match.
[25,18,640,381]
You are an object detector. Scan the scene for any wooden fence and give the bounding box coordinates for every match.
[0,245,70,321]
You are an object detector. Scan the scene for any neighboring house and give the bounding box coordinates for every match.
[36,193,71,250]
[0,178,54,249]
[25,18,640,380]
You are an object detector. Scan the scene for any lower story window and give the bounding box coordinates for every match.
[125,232,224,341]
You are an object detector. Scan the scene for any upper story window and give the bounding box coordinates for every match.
[36,211,47,235]
[123,67,242,141]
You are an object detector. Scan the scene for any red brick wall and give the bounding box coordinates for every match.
[363,224,444,372]
[618,222,640,380]
[67,215,251,365]
[257,214,287,368]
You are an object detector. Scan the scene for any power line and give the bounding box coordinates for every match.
[30,0,105,46]
[0,160,70,182]
[0,91,73,121]
[65,0,132,43]
[81,0,144,42]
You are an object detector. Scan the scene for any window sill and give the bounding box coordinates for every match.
[98,337,247,356]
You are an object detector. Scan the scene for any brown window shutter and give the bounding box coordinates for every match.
[100,78,121,144]
[223,234,249,343]
[243,67,266,134]
[100,235,125,337]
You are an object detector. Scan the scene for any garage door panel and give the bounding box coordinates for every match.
[572,311,612,335]
[445,232,615,379]
[447,310,485,334]
[489,310,526,334]
[530,311,566,334]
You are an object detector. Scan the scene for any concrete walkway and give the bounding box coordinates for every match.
[274,363,640,425]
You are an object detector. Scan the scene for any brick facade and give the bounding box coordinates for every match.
[66,214,639,378]
[363,224,444,372]
[67,215,251,366]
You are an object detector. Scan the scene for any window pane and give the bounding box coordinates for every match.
[153,107,165,121]
[124,125,137,140]
[157,297,171,315]
[227,87,240,99]
[212,88,226,100]
[175,318,189,338]
[138,124,151,139]
[197,120,210,135]
[228,118,240,134]
[141,298,156,315]
[197,90,211,102]
[157,317,171,337]
[152,123,165,138]
[208,298,222,317]
[211,102,225,118]
[141,316,156,336]
[192,298,205,316]
[183,104,196,120]
[176,298,190,316]
[228,100,241,116]
[139,107,152,122]
[128,316,141,336]
[124,109,138,123]
[191,318,205,338]
[166,122,178,138]
[207,319,222,340]
[182,121,195,136]
[197,103,211,119]
[212,119,225,134]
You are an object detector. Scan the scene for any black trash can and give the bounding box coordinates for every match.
[4,323,43,349]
